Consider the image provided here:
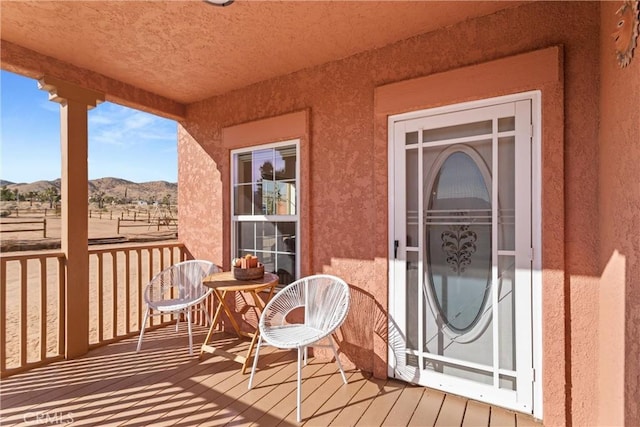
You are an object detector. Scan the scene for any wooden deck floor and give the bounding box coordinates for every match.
[1,325,542,426]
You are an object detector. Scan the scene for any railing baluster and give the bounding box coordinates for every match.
[58,256,65,358]
[148,249,154,326]
[20,259,27,367]
[112,252,118,339]
[125,250,131,334]
[97,253,104,343]
[137,249,142,332]
[1,259,7,375]
[40,257,47,361]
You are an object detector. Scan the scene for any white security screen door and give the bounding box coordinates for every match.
[388,97,536,413]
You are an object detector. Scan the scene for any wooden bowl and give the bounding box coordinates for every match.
[232,265,264,280]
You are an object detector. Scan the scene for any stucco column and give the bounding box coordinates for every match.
[38,76,104,358]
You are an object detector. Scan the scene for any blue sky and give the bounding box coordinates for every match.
[1,70,178,184]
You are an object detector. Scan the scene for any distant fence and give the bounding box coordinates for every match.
[3,208,176,221]
[1,208,60,217]
[0,219,47,238]
[116,217,178,234]
[89,210,154,220]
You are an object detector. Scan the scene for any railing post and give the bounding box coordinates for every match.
[43,218,47,238]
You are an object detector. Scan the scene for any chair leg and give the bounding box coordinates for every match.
[176,312,180,332]
[297,346,303,422]
[136,307,150,352]
[329,336,347,384]
[248,334,263,390]
[187,308,193,356]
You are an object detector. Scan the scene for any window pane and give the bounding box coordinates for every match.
[498,116,515,132]
[253,149,275,182]
[236,222,255,253]
[272,180,296,215]
[275,145,296,180]
[423,120,492,142]
[276,253,296,285]
[276,222,296,252]
[255,221,276,253]
[498,137,515,250]
[261,180,277,215]
[234,184,253,215]
[236,152,252,184]
[406,147,418,247]
[405,131,419,145]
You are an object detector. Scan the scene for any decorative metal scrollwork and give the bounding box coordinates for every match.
[441,225,477,273]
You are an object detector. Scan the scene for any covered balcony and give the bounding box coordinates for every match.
[1,1,639,426]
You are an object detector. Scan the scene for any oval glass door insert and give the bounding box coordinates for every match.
[426,150,492,333]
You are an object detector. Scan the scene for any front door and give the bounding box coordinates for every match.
[388,96,536,413]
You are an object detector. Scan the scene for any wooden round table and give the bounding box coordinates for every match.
[199,271,279,373]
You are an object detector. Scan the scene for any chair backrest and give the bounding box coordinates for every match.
[144,260,220,304]
[260,274,350,339]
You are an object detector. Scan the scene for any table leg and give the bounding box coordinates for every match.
[199,291,227,359]
[241,288,274,374]
[242,329,260,374]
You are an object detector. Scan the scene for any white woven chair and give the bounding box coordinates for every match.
[248,274,351,422]
[136,260,220,355]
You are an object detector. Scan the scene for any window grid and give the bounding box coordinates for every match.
[231,140,299,286]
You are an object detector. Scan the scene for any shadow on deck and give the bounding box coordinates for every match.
[0,325,542,426]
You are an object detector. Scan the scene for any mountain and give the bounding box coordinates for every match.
[3,177,177,203]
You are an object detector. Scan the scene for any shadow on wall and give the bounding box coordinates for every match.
[335,286,388,373]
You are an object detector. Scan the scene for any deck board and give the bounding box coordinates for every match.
[302,370,367,426]
[434,393,467,426]
[382,384,425,426]
[489,406,517,427]
[0,325,543,427]
[408,387,446,426]
[329,372,385,426]
[355,379,404,426]
[462,399,491,427]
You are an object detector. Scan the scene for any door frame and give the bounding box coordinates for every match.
[386,91,543,418]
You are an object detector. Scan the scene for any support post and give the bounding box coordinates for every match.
[39,76,104,359]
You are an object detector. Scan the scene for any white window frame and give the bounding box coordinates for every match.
[230,139,301,285]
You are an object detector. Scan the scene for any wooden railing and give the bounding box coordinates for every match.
[87,242,188,348]
[0,241,192,378]
[0,251,66,377]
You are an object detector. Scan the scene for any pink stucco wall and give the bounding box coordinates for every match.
[2,0,636,424]
[178,2,606,425]
[598,3,640,426]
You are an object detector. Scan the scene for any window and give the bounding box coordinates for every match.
[231,140,299,286]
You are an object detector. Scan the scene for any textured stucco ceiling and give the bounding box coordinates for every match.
[1,1,525,104]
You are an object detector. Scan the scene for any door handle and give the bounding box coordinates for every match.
[394,240,399,258]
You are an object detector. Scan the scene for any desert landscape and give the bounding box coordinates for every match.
[1,180,181,371]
